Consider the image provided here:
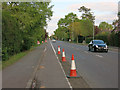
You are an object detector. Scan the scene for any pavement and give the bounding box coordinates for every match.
[2,44,46,88]
[2,40,71,88]
[35,40,70,88]
[52,40,118,88]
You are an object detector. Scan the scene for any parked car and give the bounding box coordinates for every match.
[52,39,56,43]
[88,40,108,52]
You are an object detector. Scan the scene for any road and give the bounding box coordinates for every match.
[2,39,118,88]
[52,40,118,88]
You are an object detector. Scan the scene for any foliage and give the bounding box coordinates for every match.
[57,12,79,27]
[99,21,113,31]
[85,37,93,43]
[78,6,95,22]
[2,2,53,61]
[55,12,79,41]
[86,31,120,47]
[118,12,120,16]
[68,19,93,37]
[94,26,101,35]
[54,26,69,40]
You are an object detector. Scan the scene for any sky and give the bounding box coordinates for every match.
[47,0,119,36]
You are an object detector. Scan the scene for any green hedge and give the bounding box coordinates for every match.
[85,37,93,43]
[85,31,120,47]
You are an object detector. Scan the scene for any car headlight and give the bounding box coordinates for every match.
[96,45,98,48]
[106,45,108,48]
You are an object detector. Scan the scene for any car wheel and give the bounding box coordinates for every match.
[88,47,90,51]
[93,47,96,52]
[105,50,108,53]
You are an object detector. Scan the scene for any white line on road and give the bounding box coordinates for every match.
[44,46,46,52]
[84,51,88,53]
[96,55,103,58]
[49,40,72,89]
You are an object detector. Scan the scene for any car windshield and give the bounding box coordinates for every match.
[93,40,104,44]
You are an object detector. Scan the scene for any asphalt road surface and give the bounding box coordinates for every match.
[52,40,118,88]
[2,39,118,88]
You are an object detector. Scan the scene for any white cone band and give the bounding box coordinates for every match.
[58,47,60,51]
[71,60,76,70]
[62,51,65,57]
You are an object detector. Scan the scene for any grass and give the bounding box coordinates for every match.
[2,44,39,69]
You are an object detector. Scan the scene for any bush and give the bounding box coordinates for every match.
[85,37,93,43]
[108,32,119,47]
[85,31,120,47]
[2,11,22,61]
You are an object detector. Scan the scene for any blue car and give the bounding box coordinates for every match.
[88,40,108,52]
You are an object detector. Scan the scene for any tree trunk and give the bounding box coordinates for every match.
[77,36,78,43]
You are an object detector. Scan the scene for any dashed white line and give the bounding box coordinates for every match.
[49,40,72,89]
[44,47,47,52]
[96,55,103,58]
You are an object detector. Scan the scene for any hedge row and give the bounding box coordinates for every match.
[85,31,120,47]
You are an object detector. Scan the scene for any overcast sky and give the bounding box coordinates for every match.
[47,0,119,36]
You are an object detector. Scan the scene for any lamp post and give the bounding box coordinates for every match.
[91,12,95,40]
[93,21,94,40]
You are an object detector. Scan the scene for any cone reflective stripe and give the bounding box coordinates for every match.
[58,46,61,54]
[70,54,77,76]
[62,49,66,62]
[37,41,40,45]
[67,54,80,78]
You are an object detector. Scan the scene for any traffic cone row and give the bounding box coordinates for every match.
[37,41,40,45]
[62,49,66,62]
[57,46,79,78]
[37,39,48,45]
[57,46,60,54]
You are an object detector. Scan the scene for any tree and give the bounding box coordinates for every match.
[68,19,93,42]
[99,22,113,31]
[54,26,69,41]
[57,12,79,27]
[94,26,101,35]
[78,6,95,22]
[2,2,53,60]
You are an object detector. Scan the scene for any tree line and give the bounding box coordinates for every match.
[2,2,53,61]
[52,6,119,47]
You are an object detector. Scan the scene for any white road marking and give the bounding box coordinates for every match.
[96,55,103,58]
[84,51,88,53]
[44,47,46,52]
[49,40,72,89]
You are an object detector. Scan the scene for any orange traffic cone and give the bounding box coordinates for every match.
[62,49,66,62]
[37,41,40,45]
[67,54,80,78]
[58,46,61,54]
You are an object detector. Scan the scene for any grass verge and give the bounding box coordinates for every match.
[2,44,39,69]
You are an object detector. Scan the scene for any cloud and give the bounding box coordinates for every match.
[67,1,118,25]
[52,0,118,3]
[47,16,61,36]
[95,13,118,25]
[68,2,118,13]
[47,1,118,36]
